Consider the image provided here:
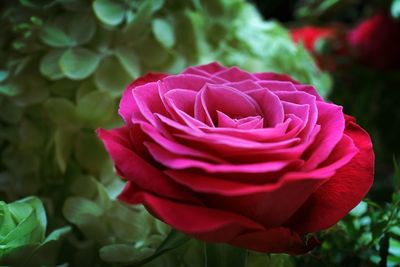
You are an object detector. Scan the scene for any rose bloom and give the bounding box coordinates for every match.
[98,63,374,254]
[348,12,400,69]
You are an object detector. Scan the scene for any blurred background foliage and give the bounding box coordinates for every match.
[0,0,399,266]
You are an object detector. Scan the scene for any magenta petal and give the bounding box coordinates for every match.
[161,74,214,93]
[302,102,345,170]
[287,122,368,233]
[195,84,261,126]
[253,72,300,84]
[295,84,324,101]
[257,81,298,92]
[138,121,226,164]
[119,73,168,124]
[97,127,200,204]
[163,89,197,117]
[165,167,326,228]
[199,120,290,142]
[146,142,297,173]
[120,189,266,243]
[193,62,227,74]
[182,66,227,83]
[247,89,284,127]
[223,80,263,92]
[216,111,263,129]
[281,101,310,135]
[213,66,258,82]
[132,82,169,125]
[275,91,318,138]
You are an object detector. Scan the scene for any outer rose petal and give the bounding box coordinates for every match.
[230,228,319,254]
[288,116,374,233]
[119,73,168,124]
[97,127,201,204]
[119,186,316,254]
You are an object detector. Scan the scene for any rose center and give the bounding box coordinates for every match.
[217,111,264,129]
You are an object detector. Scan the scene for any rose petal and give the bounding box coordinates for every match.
[119,188,265,242]
[302,102,345,170]
[146,142,297,173]
[287,116,373,233]
[230,228,318,254]
[160,74,214,93]
[257,81,298,92]
[295,84,324,101]
[213,66,258,82]
[165,165,325,228]
[132,82,169,126]
[195,84,261,126]
[194,62,227,74]
[254,72,300,84]
[119,72,167,124]
[247,88,284,127]
[223,80,263,92]
[137,121,226,164]
[97,127,200,204]
[274,91,317,138]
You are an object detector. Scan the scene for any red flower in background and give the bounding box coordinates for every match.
[348,13,400,69]
[291,26,335,52]
[290,26,348,70]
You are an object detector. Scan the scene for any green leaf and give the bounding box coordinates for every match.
[74,131,108,174]
[151,0,165,12]
[44,98,81,130]
[134,229,189,266]
[63,197,103,224]
[68,13,96,45]
[22,226,71,266]
[76,90,114,127]
[205,243,247,267]
[115,45,141,78]
[0,70,9,82]
[59,48,100,80]
[106,201,149,243]
[122,0,153,41]
[132,36,170,68]
[154,229,190,256]
[0,82,21,97]
[19,119,46,150]
[40,26,74,47]
[63,197,110,243]
[93,0,125,26]
[152,18,175,49]
[246,253,295,267]
[94,56,131,95]
[43,226,71,244]
[54,128,75,173]
[12,76,50,106]
[40,49,65,80]
[99,244,153,263]
[392,0,400,19]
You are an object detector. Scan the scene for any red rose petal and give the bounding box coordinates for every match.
[288,116,374,233]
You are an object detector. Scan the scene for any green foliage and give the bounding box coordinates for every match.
[0,196,70,266]
[0,0,329,265]
[391,0,400,19]
[295,190,400,267]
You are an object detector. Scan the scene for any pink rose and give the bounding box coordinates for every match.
[98,63,374,254]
